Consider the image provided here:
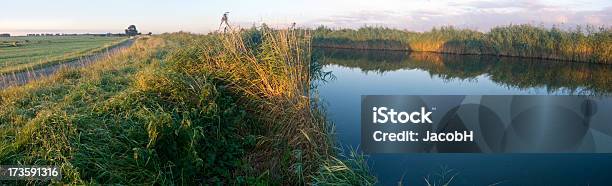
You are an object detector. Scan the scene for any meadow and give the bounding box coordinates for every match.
[0,29,375,185]
[0,36,127,74]
[312,25,612,64]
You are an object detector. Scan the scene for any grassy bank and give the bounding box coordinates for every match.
[0,36,128,74]
[0,28,375,184]
[312,25,612,64]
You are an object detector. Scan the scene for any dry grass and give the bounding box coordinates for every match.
[164,28,335,183]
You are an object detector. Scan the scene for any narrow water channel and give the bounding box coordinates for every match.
[312,47,612,185]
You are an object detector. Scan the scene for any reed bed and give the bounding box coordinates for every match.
[313,25,612,64]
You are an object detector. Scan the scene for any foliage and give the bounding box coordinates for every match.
[312,147,376,186]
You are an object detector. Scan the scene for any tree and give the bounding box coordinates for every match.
[125,25,139,36]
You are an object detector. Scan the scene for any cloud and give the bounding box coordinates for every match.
[309,10,407,28]
[448,0,552,11]
[304,0,611,31]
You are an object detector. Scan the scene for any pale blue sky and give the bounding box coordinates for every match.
[1,0,610,35]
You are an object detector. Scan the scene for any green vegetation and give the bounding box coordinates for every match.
[0,28,375,184]
[0,36,127,74]
[312,25,612,64]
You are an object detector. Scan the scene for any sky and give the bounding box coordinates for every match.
[1,0,610,35]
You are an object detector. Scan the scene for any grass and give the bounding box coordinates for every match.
[0,36,127,74]
[312,25,612,64]
[0,27,375,185]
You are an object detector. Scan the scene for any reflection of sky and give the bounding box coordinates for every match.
[319,64,565,149]
[2,0,610,35]
[316,63,612,186]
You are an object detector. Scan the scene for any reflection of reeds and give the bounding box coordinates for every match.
[316,47,612,95]
[409,52,444,65]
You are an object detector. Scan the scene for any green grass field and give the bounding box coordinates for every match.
[0,36,127,74]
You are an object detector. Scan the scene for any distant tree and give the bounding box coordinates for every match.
[125,25,139,36]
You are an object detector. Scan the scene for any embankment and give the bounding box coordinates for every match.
[0,30,374,185]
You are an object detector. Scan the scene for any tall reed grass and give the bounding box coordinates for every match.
[313,25,611,64]
[159,27,375,184]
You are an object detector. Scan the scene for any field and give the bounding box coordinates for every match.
[312,25,612,64]
[0,30,375,185]
[0,36,127,74]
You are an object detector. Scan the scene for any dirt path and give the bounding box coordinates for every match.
[0,38,134,89]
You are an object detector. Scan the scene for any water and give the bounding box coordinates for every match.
[313,48,612,186]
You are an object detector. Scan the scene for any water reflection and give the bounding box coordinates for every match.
[312,47,612,186]
[313,48,611,95]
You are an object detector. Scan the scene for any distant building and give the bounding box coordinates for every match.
[0,33,10,37]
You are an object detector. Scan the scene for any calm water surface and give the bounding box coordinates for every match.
[313,48,612,186]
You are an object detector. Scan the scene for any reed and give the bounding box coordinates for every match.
[159,27,375,184]
[312,24,612,64]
